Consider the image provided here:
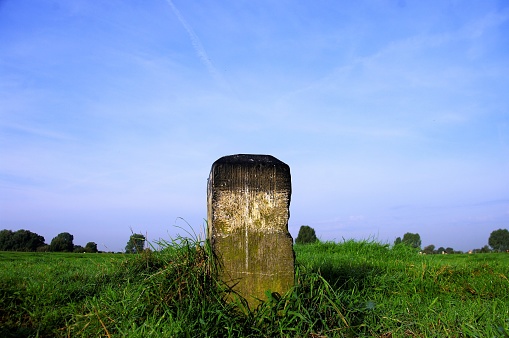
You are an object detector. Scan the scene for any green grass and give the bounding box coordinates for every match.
[1,239,508,337]
[0,252,131,337]
[295,241,509,337]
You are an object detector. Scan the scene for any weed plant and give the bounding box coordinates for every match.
[1,238,508,337]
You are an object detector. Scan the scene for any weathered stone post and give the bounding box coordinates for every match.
[207,154,294,310]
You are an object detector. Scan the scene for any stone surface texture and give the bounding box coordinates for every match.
[207,154,294,309]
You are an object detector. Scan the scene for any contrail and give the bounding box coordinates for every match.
[166,0,226,86]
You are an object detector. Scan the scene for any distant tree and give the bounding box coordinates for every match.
[422,244,435,254]
[445,247,454,254]
[49,232,74,252]
[0,230,14,251]
[488,229,509,252]
[480,245,492,253]
[37,245,50,252]
[394,237,402,246]
[295,225,318,245]
[125,234,146,253]
[437,246,446,254]
[85,242,98,253]
[402,232,421,249]
[73,245,85,253]
[0,229,45,251]
[12,230,45,251]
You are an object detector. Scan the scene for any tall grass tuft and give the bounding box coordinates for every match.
[69,233,228,337]
[66,232,361,337]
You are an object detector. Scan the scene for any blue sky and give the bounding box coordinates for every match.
[1,0,508,252]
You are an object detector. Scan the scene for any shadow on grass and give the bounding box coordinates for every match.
[0,327,41,338]
[312,260,383,291]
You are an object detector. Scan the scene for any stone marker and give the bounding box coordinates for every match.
[207,154,294,310]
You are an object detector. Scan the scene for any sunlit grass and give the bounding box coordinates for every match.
[1,239,508,337]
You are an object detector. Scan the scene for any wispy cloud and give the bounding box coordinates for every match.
[165,0,229,90]
[1,122,74,141]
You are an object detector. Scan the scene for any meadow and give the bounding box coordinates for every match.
[1,238,508,337]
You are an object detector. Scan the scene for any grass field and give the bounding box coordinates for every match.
[1,238,508,337]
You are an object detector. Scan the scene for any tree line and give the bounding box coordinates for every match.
[4,226,508,254]
[393,229,509,254]
[295,226,509,253]
[0,229,148,254]
[0,229,99,253]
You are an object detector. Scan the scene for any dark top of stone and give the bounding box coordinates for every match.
[213,154,286,167]
[209,154,291,192]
